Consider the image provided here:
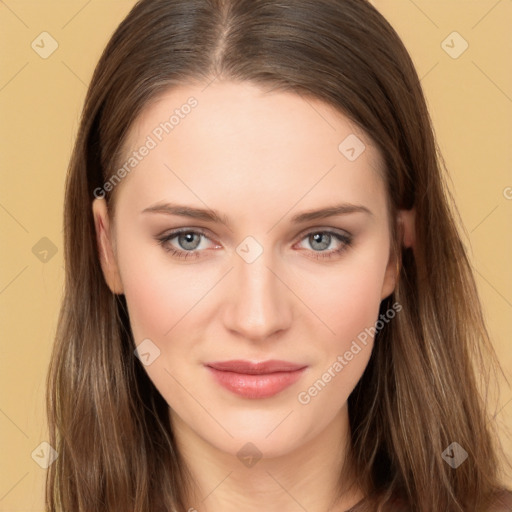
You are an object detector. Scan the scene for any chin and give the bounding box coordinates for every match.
[193,405,318,461]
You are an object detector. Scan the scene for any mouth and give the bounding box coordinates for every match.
[205,360,308,399]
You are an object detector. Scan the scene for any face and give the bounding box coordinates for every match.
[93,80,402,459]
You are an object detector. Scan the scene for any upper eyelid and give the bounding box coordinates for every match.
[295,225,351,239]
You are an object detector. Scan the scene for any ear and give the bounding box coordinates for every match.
[92,198,124,294]
[380,208,416,300]
[398,208,416,249]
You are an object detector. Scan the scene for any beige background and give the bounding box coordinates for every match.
[0,0,510,509]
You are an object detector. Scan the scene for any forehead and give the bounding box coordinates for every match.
[113,80,388,221]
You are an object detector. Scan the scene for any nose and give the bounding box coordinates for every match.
[221,247,293,343]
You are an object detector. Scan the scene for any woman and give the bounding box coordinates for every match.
[46,0,512,510]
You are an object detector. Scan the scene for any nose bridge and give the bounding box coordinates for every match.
[222,241,292,341]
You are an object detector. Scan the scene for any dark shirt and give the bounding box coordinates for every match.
[344,489,512,511]
[489,489,512,511]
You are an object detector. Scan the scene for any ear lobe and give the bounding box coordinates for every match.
[92,198,124,294]
[381,250,399,300]
[398,208,416,249]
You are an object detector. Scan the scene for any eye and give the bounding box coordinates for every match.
[156,229,219,260]
[295,230,353,260]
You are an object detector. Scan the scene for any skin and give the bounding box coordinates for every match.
[93,80,415,512]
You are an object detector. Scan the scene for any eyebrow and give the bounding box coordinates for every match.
[141,201,373,228]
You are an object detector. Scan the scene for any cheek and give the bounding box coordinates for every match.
[295,264,386,411]
[300,246,390,396]
[306,250,390,344]
[116,237,212,344]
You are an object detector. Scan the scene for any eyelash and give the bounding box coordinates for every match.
[156,228,353,261]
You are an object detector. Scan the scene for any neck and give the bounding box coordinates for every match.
[170,403,365,512]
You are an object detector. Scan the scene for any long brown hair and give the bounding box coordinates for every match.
[46,0,510,510]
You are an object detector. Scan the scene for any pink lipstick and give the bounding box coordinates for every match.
[205,359,307,399]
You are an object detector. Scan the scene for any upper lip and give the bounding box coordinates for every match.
[205,360,307,374]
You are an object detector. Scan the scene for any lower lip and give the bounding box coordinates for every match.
[206,367,306,399]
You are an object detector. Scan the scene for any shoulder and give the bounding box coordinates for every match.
[352,489,512,511]
[388,497,410,511]
[487,489,512,511]
[383,490,512,511]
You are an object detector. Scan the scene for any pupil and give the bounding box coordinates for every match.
[180,232,199,250]
[311,232,329,251]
